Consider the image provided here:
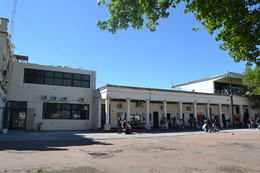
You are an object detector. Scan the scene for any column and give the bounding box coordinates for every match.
[163,100,167,129]
[145,99,151,129]
[97,100,101,128]
[218,104,223,127]
[206,103,210,119]
[193,102,197,118]
[239,104,243,124]
[126,98,131,122]
[178,102,183,119]
[104,97,111,131]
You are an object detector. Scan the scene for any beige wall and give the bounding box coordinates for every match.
[0,18,11,130]
[7,62,96,130]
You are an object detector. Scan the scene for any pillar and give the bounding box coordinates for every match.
[206,102,210,118]
[193,102,197,118]
[145,99,151,129]
[104,97,111,131]
[218,104,223,127]
[163,100,167,129]
[178,102,183,119]
[126,98,131,122]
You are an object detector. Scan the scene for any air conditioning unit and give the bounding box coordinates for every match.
[79,97,87,102]
[118,104,123,109]
[51,96,59,101]
[42,95,50,101]
[62,96,70,102]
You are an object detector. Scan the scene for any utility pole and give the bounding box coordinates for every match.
[10,0,18,41]
[229,76,234,127]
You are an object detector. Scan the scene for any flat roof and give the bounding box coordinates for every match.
[171,71,242,88]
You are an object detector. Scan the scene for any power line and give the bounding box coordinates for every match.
[16,13,137,87]
[16,13,83,69]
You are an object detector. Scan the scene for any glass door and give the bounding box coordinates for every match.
[7,101,27,130]
[9,110,26,129]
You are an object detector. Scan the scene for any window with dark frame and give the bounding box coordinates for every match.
[23,68,91,88]
[42,103,89,120]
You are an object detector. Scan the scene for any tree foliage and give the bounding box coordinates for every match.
[242,66,260,111]
[97,0,260,66]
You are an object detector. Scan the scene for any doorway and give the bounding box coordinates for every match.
[6,101,27,130]
[153,111,159,128]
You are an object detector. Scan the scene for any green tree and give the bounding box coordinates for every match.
[242,66,260,112]
[97,0,260,66]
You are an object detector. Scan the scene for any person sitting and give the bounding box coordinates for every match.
[125,121,132,134]
[175,118,181,130]
[202,124,207,132]
[212,118,219,132]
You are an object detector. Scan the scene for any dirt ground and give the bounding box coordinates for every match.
[0,130,260,173]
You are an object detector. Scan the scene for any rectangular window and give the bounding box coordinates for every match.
[63,79,72,86]
[45,78,54,85]
[55,72,63,78]
[64,73,72,79]
[82,81,90,88]
[24,68,91,88]
[43,103,89,120]
[73,80,81,87]
[34,70,44,76]
[73,74,81,80]
[45,71,54,77]
[82,75,90,81]
[54,79,63,85]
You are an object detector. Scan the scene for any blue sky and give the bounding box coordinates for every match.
[1,0,247,89]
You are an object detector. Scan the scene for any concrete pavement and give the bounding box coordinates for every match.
[0,128,260,173]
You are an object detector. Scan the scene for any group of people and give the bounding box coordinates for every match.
[160,116,221,132]
[117,117,132,134]
[247,117,258,130]
[201,117,220,132]
[117,116,259,133]
[161,116,186,131]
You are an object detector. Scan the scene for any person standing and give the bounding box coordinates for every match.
[173,116,176,128]
[193,118,197,129]
[247,118,251,130]
[250,118,255,130]
[169,118,173,131]
[160,117,165,132]
[188,117,193,130]
[117,117,122,134]
[226,117,230,128]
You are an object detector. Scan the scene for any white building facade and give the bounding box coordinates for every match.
[0,18,15,131]
[6,62,96,131]
[95,85,255,131]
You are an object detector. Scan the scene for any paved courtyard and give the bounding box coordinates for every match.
[0,129,259,173]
